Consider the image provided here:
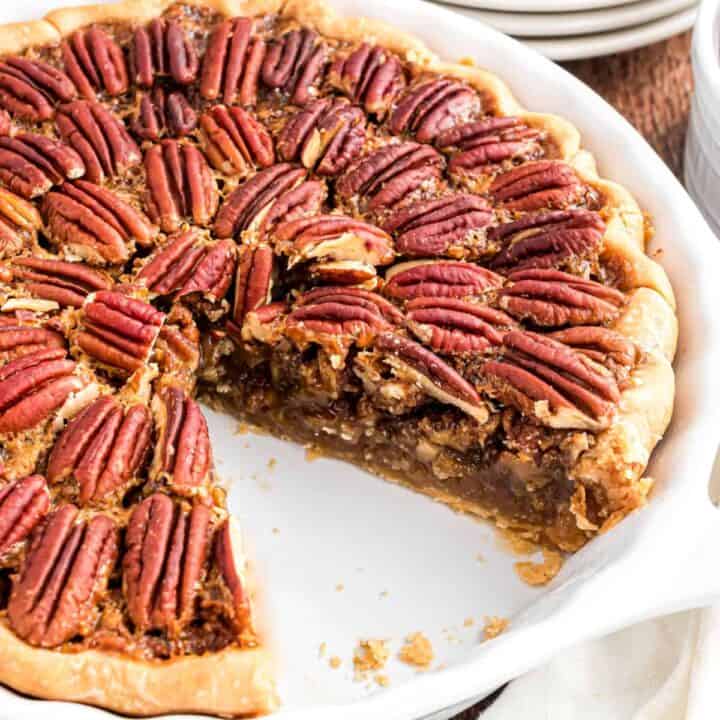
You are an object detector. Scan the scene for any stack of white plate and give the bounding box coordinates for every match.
[434,0,698,61]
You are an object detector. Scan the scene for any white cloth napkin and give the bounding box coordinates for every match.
[482,607,720,720]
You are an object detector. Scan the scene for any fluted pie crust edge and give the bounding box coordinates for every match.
[0,0,677,716]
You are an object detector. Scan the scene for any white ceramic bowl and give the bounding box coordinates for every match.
[3,2,720,720]
[686,0,720,235]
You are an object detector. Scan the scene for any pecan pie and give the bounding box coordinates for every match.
[0,0,677,716]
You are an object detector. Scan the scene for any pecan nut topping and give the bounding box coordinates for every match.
[213,518,250,629]
[489,209,605,272]
[132,87,197,141]
[277,98,366,177]
[9,256,112,308]
[62,27,128,99]
[199,105,274,176]
[232,244,273,327]
[382,194,493,258]
[144,140,218,233]
[123,493,211,635]
[213,163,310,239]
[0,348,86,434]
[137,231,236,307]
[261,29,327,106]
[155,305,201,386]
[336,142,445,211]
[47,395,152,504]
[74,290,166,374]
[307,259,379,288]
[373,332,487,421]
[0,474,50,561]
[200,17,265,105]
[8,504,118,647]
[384,259,504,300]
[389,78,481,143]
[436,117,543,176]
[0,133,85,199]
[287,286,402,346]
[44,180,155,265]
[0,187,42,257]
[151,386,212,492]
[0,322,66,361]
[274,214,396,269]
[56,101,141,184]
[490,160,592,212]
[0,57,76,121]
[484,330,620,429]
[548,325,638,370]
[328,42,405,118]
[407,297,515,354]
[131,18,199,87]
[499,269,625,326]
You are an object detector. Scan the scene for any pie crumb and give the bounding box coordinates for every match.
[329,656,342,669]
[464,617,475,628]
[305,445,323,462]
[398,632,434,669]
[353,639,391,674]
[318,642,327,658]
[235,422,250,435]
[375,674,390,687]
[482,616,509,641]
[267,458,277,470]
[514,549,563,586]
[336,583,344,592]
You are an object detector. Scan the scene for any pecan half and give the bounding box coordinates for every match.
[277,97,366,177]
[213,518,249,629]
[374,332,486,421]
[213,163,310,239]
[144,140,218,233]
[490,160,592,212]
[200,17,265,105]
[484,330,620,429]
[274,214,395,269]
[328,42,405,118]
[382,194,493,258]
[384,259,504,300]
[489,209,605,272]
[0,475,49,560]
[233,244,273,326]
[47,395,151,504]
[548,326,638,371]
[132,87,197,141]
[288,286,402,346]
[336,142,444,211]
[308,259,378,288]
[75,291,165,374]
[199,105,274,176]
[0,57,76,121]
[261,29,326,106]
[389,78,481,143]
[8,505,117,647]
[131,18,199,87]
[10,256,112,308]
[0,322,66,361]
[124,493,211,635]
[0,186,42,257]
[407,297,515,354]
[137,231,236,306]
[0,109,9,135]
[0,348,85,434]
[56,101,141,185]
[62,27,128,99]
[0,133,84,199]
[499,269,625,327]
[151,386,212,493]
[436,117,543,176]
[155,304,200,385]
[44,180,155,265]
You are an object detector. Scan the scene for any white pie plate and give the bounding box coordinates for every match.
[440,0,697,38]
[439,0,637,13]
[2,1,720,719]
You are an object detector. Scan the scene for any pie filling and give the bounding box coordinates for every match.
[0,0,671,712]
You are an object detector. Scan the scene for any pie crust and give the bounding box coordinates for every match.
[0,0,676,716]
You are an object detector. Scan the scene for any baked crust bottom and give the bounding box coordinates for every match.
[0,621,277,717]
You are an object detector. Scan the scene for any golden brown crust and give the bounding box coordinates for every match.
[0,621,278,717]
[0,20,60,54]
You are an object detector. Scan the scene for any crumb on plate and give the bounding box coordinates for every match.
[398,632,434,669]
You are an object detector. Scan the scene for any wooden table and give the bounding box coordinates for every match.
[453,29,693,720]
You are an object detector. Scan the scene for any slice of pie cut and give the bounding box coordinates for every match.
[0,0,676,716]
